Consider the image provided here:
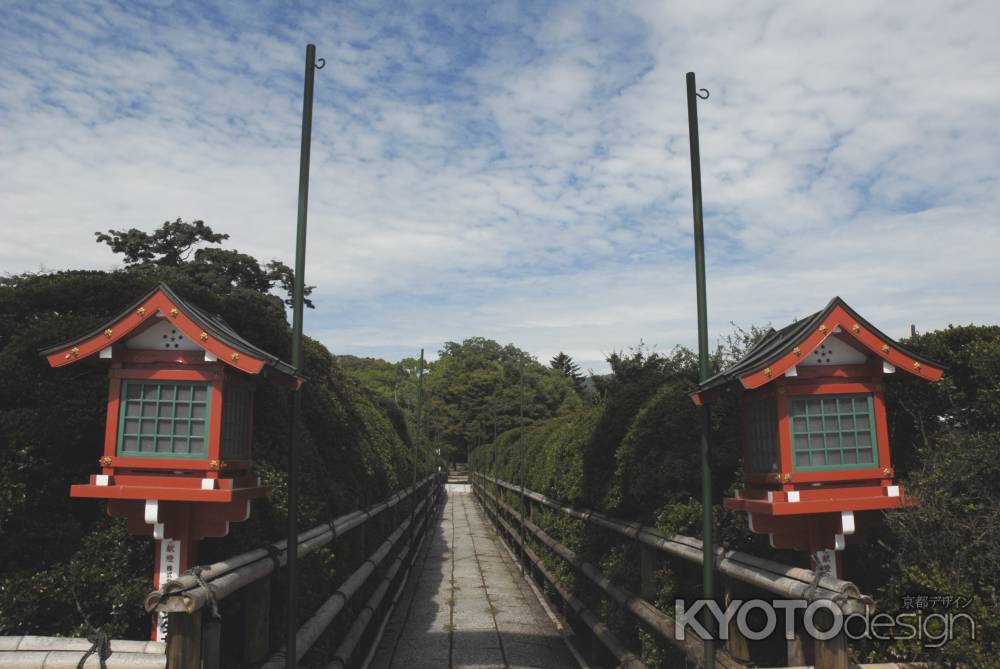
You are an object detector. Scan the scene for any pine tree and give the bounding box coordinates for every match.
[549,351,584,391]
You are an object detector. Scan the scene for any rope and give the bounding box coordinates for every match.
[188,566,221,621]
[804,552,875,613]
[264,543,283,573]
[803,553,825,602]
[76,629,110,669]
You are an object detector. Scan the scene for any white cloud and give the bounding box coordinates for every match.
[1,0,998,373]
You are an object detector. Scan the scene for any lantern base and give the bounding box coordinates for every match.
[725,481,914,516]
[70,472,265,504]
[726,482,916,561]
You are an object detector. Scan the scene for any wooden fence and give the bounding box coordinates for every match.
[143,472,442,668]
[471,471,875,669]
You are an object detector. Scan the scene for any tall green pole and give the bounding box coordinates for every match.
[493,404,498,520]
[287,43,322,669]
[412,349,424,547]
[686,71,714,669]
[518,360,526,574]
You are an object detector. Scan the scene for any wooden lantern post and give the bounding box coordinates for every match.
[41,283,300,640]
[692,297,944,577]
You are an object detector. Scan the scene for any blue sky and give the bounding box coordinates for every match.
[2,1,998,373]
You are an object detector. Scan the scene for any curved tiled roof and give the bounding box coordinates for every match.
[695,296,945,396]
[39,283,297,378]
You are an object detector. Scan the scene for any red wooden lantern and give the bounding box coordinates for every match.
[41,283,299,639]
[692,297,944,578]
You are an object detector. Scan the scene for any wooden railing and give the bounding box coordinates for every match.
[471,471,872,669]
[146,473,443,668]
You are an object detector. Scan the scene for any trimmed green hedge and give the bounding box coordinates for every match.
[473,328,1000,668]
[0,269,431,638]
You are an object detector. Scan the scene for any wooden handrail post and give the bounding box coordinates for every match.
[813,607,848,669]
[166,610,202,668]
[590,626,606,667]
[723,576,751,663]
[640,545,656,661]
[786,607,808,667]
[202,617,222,669]
[242,575,272,663]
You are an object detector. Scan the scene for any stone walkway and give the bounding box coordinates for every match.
[371,485,579,669]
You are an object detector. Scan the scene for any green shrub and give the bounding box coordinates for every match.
[0,270,426,637]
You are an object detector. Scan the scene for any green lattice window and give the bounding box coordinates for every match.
[220,384,252,460]
[744,396,779,473]
[789,394,877,471]
[118,381,210,458]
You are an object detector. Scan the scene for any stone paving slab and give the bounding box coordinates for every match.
[371,487,579,669]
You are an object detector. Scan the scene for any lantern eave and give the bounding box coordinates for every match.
[39,283,300,382]
[691,296,945,404]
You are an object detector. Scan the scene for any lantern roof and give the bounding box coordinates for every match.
[40,283,298,379]
[692,296,944,403]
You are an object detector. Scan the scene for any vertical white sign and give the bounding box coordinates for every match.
[156,539,182,642]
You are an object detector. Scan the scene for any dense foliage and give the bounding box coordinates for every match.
[472,328,1000,668]
[340,337,583,464]
[0,225,429,639]
[2,218,996,666]
[854,325,1000,666]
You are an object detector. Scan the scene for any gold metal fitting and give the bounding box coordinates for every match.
[793,346,801,357]
[103,328,113,338]
[913,362,922,372]
[169,308,179,317]
[882,344,890,354]
[882,467,893,477]
[764,367,773,378]
[819,324,828,334]
[200,332,209,342]
[99,455,113,467]
[136,307,146,317]
[231,352,240,362]
[70,347,80,358]
[781,473,792,483]
[852,323,861,334]
[209,460,220,471]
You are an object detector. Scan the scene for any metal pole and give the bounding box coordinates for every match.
[412,349,424,547]
[287,43,322,669]
[493,404,498,520]
[518,360,526,574]
[686,70,714,669]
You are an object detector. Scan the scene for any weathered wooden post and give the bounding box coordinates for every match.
[165,611,202,667]
[786,605,808,666]
[202,616,222,669]
[242,577,272,663]
[722,577,751,663]
[41,284,301,644]
[640,545,657,660]
[813,610,849,669]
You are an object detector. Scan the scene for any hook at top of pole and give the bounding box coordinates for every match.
[685,71,710,100]
[305,43,325,70]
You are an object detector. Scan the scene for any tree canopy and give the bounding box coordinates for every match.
[95,218,314,307]
[341,337,584,463]
[0,225,426,639]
